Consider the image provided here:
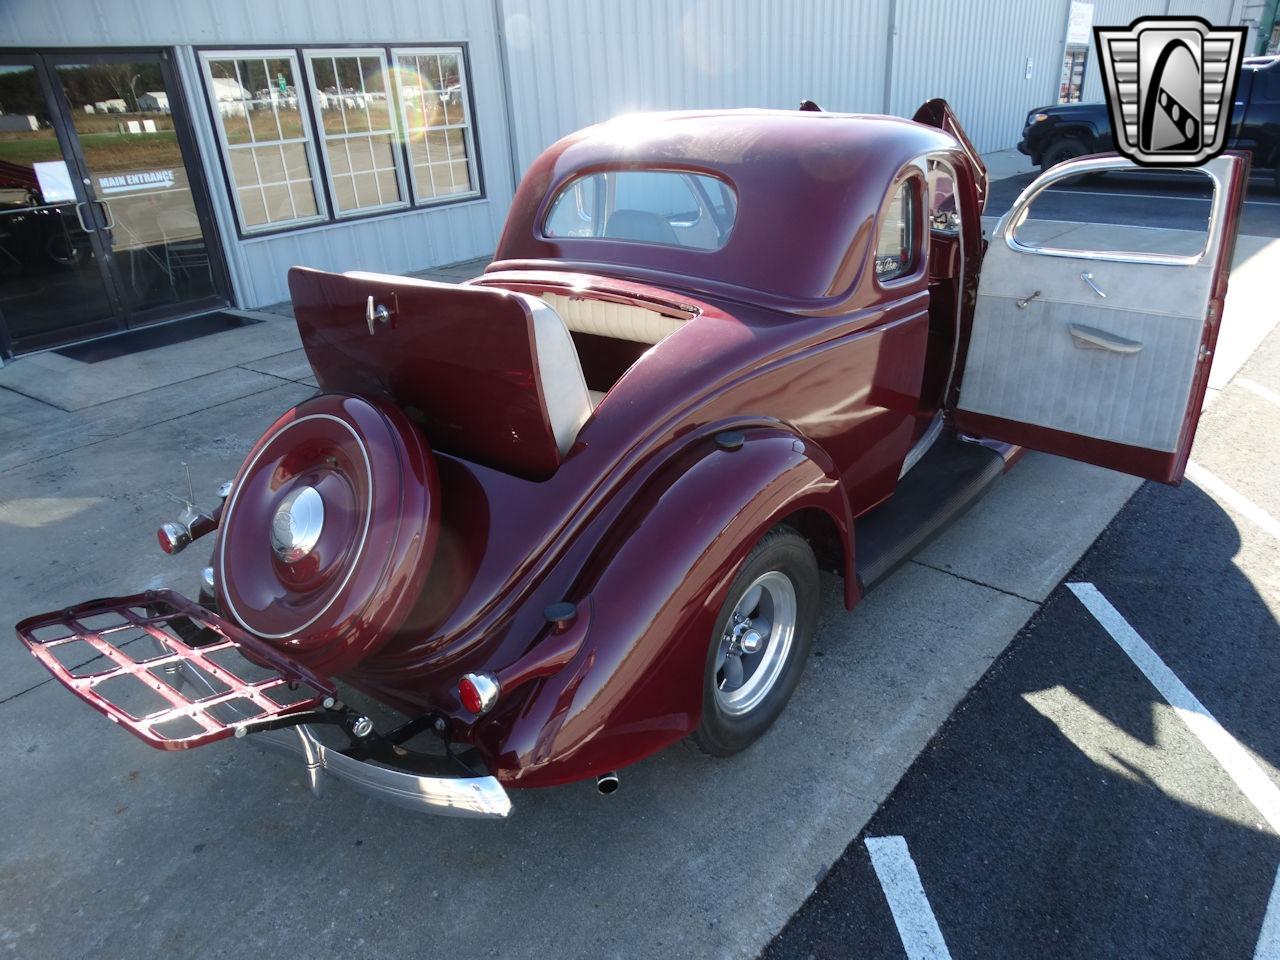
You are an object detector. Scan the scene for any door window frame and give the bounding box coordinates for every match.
[1001,154,1230,266]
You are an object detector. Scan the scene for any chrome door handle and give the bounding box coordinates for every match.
[1069,323,1142,353]
[1080,271,1107,298]
[1015,290,1041,309]
[73,201,95,232]
[365,295,390,335]
[95,199,115,230]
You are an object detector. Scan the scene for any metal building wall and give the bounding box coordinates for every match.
[1,0,516,308]
[497,0,893,173]
[886,0,1073,153]
[1080,0,1239,102]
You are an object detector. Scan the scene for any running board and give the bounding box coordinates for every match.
[855,433,1006,592]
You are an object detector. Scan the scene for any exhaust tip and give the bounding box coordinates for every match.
[596,771,620,795]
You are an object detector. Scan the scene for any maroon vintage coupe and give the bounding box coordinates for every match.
[16,102,1248,818]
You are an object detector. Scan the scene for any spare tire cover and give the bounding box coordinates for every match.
[215,393,439,676]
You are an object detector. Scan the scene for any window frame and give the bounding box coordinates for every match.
[196,43,484,240]
[302,47,411,219]
[873,174,924,288]
[1005,156,1222,266]
[391,45,482,206]
[196,48,329,236]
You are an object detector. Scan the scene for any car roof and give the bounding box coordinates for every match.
[493,109,963,310]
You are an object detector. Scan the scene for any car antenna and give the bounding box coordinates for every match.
[799,99,823,112]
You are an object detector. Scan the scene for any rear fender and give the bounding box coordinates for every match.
[479,427,852,787]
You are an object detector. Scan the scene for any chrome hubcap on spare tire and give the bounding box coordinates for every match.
[714,570,797,716]
[270,485,325,563]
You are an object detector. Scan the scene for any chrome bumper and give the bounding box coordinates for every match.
[251,724,512,819]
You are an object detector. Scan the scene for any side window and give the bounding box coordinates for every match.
[927,160,960,235]
[875,181,917,281]
[1011,168,1212,260]
[1263,67,1280,103]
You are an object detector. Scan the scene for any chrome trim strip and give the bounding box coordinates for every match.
[252,724,513,819]
[1001,155,1227,267]
[899,410,946,478]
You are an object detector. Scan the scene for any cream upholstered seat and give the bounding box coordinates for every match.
[539,292,684,345]
[513,292,594,454]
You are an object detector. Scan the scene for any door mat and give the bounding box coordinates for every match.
[54,312,264,364]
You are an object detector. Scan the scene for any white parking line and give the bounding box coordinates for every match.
[1256,866,1280,960]
[1185,460,1280,543]
[1067,582,1280,835]
[864,836,953,960]
[1238,377,1280,412]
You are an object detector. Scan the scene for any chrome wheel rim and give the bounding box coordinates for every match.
[714,570,797,717]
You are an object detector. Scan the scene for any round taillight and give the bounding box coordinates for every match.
[459,673,499,716]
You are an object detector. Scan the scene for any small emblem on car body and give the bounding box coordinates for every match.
[1094,16,1246,166]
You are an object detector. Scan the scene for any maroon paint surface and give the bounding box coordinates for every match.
[216,393,440,676]
[44,107,1239,793]
[289,268,565,481]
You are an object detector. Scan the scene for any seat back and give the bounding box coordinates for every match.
[539,292,685,345]
[288,267,591,480]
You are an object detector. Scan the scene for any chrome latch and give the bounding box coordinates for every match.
[366,296,391,335]
[1015,290,1041,309]
[1080,271,1107,298]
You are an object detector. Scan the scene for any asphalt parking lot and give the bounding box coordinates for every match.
[0,170,1277,959]
[768,321,1280,960]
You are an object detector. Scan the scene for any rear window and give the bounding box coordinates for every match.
[542,169,737,251]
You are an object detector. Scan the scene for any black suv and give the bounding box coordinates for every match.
[1018,55,1280,186]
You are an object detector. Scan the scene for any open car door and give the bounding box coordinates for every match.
[951,152,1249,484]
[913,98,987,212]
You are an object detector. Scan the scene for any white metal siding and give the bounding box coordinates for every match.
[887,0,1073,153]
[2,0,516,308]
[3,0,1256,310]
[499,0,892,173]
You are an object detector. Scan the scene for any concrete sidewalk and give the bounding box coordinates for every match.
[0,225,1276,958]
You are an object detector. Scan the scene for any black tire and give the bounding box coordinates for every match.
[692,525,819,757]
[1040,135,1089,172]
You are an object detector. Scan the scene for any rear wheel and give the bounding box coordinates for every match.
[692,526,819,756]
[1041,135,1089,172]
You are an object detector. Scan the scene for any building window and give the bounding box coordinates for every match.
[875,182,916,282]
[392,47,480,203]
[303,49,408,216]
[200,45,481,236]
[198,51,326,233]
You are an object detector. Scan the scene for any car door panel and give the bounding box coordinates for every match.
[952,152,1249,484]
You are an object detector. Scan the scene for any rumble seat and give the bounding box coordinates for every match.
[289,267,596,480]
[538,292,684,345]
[522,293,595,450]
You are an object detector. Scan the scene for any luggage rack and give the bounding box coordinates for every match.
[17,590,335,750]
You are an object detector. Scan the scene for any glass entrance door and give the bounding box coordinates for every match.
[0,50,228,356]
[0,56,119,352]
